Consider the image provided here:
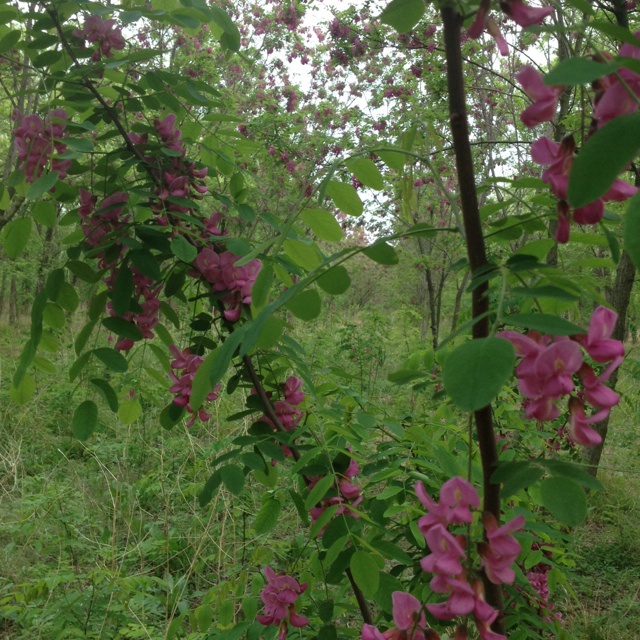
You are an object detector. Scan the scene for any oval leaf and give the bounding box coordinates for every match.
[285,288,322,321]
[305,475,335,510]
[624,192,640,270]
[326,180,363,216]
[221,464,245,496]
[301,209,343,242]
[3,217,32,259]
[118,398,142,424]
[346,157,384,190]
[505,313,584,336]
[317,266,351,295]
[442,338,515,412]
[567,112,640,208]
[171,234,198,262]
[379,0,425,33]
[93,347,128,372]
[72,400,98,440]
[350,550,380,597]
[539,477,587,527]
[254,495,282,535]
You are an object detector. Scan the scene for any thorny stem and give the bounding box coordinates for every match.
[440,4,504,630]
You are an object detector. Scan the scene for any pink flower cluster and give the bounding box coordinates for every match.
[193,248,262,322]
[73,15,126,61]
[257,376,306,459]
[362,591,429,640]
[468,0,552,56]
[146,115,210,224]
[13,109,72,183]
[498,306,624,445]
[257,566,308,640]
[307,456,363,528]
[169,344,221,427]
[78,190,129,261]
[529,135,636,243]
[593,31,640,126]
[416,478,525,640]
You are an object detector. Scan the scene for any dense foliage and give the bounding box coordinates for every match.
[1,0,640,638]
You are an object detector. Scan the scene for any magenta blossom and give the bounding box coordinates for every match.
[568,397,605,446]
[362,591,428,640]
[73,15,126,61]
[502,0,553,27]
[479,513,525,585]
[416,477,480,535]
[517,66,563,127]
[257,567,308,639]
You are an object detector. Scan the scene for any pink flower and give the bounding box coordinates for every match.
[503,0,553,27]
[573,306,624,363]
[517,66,563,127]
[567,397,605,446]
[73,15,126,61]
[257,566,308,639]
[479,513,525,585]
[416,477,479,536]
[421,525,466,577]
[362,591,428,640]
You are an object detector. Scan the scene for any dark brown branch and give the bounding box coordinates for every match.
[440,5,504,629]
[44,4,159,185]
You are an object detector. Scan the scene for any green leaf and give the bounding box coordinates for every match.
[102,317,144,341]
[56,282,79,312]
[250,264,273,313]
[283,239,323,270]
[43,302,66,330]
[160,402,185,429]
[544,57,621,86]
[376,148,407,171]
[350,550,380,597]
[539,459,604,491]
[221,464,245,496]
[305,475,335,509]
[171,235,198,262]
[111,266,134,316]
[45,268,65,301]
[0,30,21,53]
[130,249,162,281]
[379,0,425,33]
[317,265,351,295]
[10,374,36,405]
[510,286,579,302]
[69,351,92,382]
[26,171,59,200]
[32,201,57,227]
[601,223,620,264]
[493,461,545,498]
[285,288,322,321]
[190,328,245,409]
[210,6,241,51]
[90,378,119,412]
[75,320,97,355]
[567,112,640,209]
[72,400,98,440]
[539,477,587,527]
[3,217,32,259]
[505,313,585,335]
[346,157,384,190]
[326,180,364,216]
[199,470,222,507]
[93,347,128,372]
[301,209,343,242]
[118,399,143,424]
[254,494,282,535]
[442,338,515,412]
[624,192,640,269]
[362,241,399,265]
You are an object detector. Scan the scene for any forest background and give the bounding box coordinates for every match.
[1,0,640,639]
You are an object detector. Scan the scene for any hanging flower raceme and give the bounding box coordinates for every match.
[193,248,262,322]
[169,344,221,427]
[73,15,126,61]
[257,566,308,640]
[415,478,525,640]
[362,591,430,640]
[498,306,624,445]
[516,66,563,128]
[13,109,72,183]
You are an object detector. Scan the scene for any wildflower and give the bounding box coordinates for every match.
[73,15,126,61]
[516,66,563,127]
[362,591,428,640]
[257,567,308,640]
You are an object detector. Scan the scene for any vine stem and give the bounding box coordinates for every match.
[240,353,373,625]
[440,5,504,629]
